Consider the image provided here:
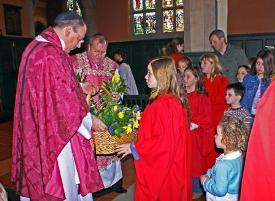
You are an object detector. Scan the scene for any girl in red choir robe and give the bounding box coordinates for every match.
[183,66,215,200]
[116,57,191,201]
[200,54,229,170]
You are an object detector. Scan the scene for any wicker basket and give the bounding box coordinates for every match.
[92,131,136,155]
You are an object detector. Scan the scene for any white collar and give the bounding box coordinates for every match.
[59,37,65,51]
[35,35,48,43]
[35,35,65,51]
[217,151,242,161]
[219,44,227,55]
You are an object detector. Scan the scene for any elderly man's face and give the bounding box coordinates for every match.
[65,25,86,53]
[88,39,107,64]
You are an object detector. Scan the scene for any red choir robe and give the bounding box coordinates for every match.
[12,27,103,201]
[171,52,184,66]
[203,75,229,169]
[187,92,215,176]
[134,94,191,201]
[240,81,275,201]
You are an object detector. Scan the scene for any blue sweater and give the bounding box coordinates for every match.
[203,151,243,197]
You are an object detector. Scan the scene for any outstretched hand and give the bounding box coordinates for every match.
[92,115,107,131]
[116,144,131,159]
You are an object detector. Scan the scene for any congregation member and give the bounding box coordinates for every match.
[200,54,229,169]
[183,66,214,200]
[116,57,191,201]
[177,56,193,75]
[12,11,105,201]
[201,116,248,201]
[236,65,250,83]
[241,49,274,115]
[240,72,275,201]
[71,33,127,194]
[224,83,253,131]
[112,49,139,95]
[209,29,248,83]
[166,37,184,66]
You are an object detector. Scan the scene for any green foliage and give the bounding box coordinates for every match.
[88,73,141,137]
[102,73,127,93]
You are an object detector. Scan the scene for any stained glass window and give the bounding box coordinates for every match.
[162,0,173,8]
[163,10,174,32]
[176,0,183,6]
[145,12,156,34]
[162,0,184,32]
[145,0,156,9]
[133,0,143,11]
[133,14,144,35]
[132,0,184,37]
[67,0,82,16]
[176,9,184,31]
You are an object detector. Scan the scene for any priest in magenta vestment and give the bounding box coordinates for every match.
[12,12,104,201]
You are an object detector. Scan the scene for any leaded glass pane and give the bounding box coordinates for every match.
[133,13,144,35]
[67,0,82,16]
[133,0,143,11]
[162,0,173,8]
[176,0,184,6]
[176,9,184,31]
[145,12,156,34]
[145,0,156,9]
[163,10,174,32]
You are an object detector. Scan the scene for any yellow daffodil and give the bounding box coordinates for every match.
[136,111,141,120]
[123,124,132,134]
[118,111,124,119]
[112,74,120,83]
[133,120,139,129]
[113,105,118,112]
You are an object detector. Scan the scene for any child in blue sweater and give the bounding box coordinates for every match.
[201,116,248,201]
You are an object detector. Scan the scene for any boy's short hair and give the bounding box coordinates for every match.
[226,82,244,98]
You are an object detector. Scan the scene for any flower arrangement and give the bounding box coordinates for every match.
[87,73,141,137]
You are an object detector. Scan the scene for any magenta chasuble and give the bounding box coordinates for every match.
[12,27,103,201]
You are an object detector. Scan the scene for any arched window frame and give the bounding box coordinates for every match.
[131,0,184,40]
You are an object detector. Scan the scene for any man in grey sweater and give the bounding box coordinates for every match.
[209,29,248,83]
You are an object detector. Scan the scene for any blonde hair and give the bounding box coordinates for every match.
[200,54,223,79]
[219,116,248,152]
[149,57,190,123]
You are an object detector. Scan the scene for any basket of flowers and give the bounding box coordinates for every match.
[86,73,141,155]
